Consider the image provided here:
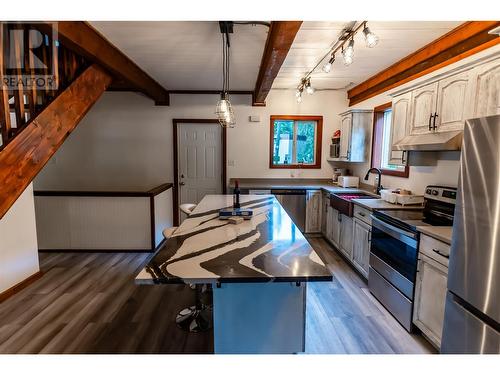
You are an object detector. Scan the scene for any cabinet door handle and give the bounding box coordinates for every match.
[433,112,438,130]
[428,113,434,131]
[432,248,449,259]
[401,150,407,165]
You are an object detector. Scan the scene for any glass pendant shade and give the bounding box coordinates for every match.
[216,97,235,128]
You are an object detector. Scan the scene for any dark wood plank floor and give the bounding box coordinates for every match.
[0,238,434,354]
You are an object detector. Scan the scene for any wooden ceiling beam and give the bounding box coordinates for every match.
[37,22,169,105]
[253,21,302,106]
[348,21,500,106]
[0,64,112,219]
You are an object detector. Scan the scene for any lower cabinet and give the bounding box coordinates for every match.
[352,218,371,278]
[305,190,322,233]
[413,253,449,349]
[338,215,353,260]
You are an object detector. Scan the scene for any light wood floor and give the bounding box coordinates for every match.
[0,238,434,354]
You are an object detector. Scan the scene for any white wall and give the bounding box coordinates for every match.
[34,89,348,190]
[0,184,40,294]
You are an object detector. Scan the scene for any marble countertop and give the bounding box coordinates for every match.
[351,198,424,211]
[136,195,333,284]
[416,226,453,245]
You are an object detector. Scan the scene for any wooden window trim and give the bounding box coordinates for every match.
[371,103,409,178]
[269,115,323,169]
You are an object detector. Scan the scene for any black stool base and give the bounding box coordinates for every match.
[175,305,212,332]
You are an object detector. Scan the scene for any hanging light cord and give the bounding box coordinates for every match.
[221,31,231,96]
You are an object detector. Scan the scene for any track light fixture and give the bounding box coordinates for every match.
[294,21,379,101]
[322,54,335,73]
[363,24,379,48]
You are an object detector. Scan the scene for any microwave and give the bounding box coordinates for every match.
[330,143,340,159]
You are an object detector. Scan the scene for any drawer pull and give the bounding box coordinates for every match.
[432,248,449,259]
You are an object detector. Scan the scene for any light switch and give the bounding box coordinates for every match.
[227,160,235,167]
[249,115,260,122]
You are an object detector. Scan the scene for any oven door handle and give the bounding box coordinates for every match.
[371,215,418,245]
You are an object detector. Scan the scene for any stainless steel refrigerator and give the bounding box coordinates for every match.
[441,115,500,354]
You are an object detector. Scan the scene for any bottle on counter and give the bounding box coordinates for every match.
[233,180,241,209]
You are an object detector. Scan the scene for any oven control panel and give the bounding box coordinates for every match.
[424,185,457,204]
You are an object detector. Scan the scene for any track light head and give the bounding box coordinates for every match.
[342,39,354,66]
[322,54,335,73]
[363,24,379,48]
[305,77,315,95]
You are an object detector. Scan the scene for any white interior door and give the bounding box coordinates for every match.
[178,123,223,221]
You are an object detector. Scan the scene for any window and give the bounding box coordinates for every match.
[270,115,322,169]
[371,103,409,177]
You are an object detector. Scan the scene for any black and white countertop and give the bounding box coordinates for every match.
[136,195,333,284]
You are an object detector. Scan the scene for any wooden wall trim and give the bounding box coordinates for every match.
[0,271,43,303]
[348,21,500,106]
[36,22,170,106]
[0,64,112,219]
[253,21,302,106]
[34,183,173,198]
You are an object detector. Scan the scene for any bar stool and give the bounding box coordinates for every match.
[175,203,212,332]
[162,226,178,239]
[180,203,197,215]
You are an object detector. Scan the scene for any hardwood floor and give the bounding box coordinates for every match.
[0,239,434,354]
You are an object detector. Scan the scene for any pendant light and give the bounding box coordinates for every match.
[215,25,235,128]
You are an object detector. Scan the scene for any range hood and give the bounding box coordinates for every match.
[393,130,463,151]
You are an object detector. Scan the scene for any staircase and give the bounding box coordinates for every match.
[0,22,112,218]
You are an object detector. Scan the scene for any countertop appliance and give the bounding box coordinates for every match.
[271,189,306,232]
[441,115,500,354]
[337,176,359,188]
[368,185,457,332]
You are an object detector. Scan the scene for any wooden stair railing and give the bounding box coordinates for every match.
[0,22,89,150]
[0,63,112,218]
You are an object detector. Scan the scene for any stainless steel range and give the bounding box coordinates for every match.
[368,186,457,332]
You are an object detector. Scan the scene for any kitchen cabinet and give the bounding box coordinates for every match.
[435,71,473,132]
[468,57,500,118]
[389,92,412,165]
[408,82,439,135]
[413,233,450,349]
[305,190,321,233]
[339,115,351,160]
[352,218,370,278]
[325,206,340,248]
[321,192,328,236]
[336,110,373,162]
[338,214,353,260]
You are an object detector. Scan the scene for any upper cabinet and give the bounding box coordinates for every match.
[389,92,411,165]
[336,110,373,162]
[408,82,439,135]
[435,71,473,132]
[390,53,500,145]
[469,58,500,118]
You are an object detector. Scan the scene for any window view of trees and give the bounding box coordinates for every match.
[272,120,316,165]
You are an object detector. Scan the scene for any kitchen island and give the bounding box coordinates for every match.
[136,194,332,354]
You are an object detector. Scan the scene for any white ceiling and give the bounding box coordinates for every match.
[90,21,269,90]
[90,21,463,93]
[274,21,462,90]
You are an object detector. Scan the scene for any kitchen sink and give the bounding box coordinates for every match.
[330,192,378,217]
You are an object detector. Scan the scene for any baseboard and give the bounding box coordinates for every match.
[37,239,167,254]
[38,248,154,253]
[0,271,43,303]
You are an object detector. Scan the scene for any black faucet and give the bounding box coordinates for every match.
[364,168,383,195]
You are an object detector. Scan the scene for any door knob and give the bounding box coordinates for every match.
[179,182,185,186]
